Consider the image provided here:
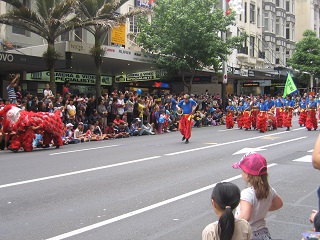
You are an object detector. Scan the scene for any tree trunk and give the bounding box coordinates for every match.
[47,41,57,95]
[93,34,102,99]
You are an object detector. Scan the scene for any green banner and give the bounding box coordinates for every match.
[283,73,297,97]
[26,71,112,86]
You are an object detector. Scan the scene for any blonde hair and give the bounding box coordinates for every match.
[247,173,270,200]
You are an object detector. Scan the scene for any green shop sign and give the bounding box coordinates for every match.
[26,71,112,86]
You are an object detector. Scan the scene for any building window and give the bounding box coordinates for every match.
[276,17,280,35]
[250,4,255,23]
[286,22,290,39]
[286,0,290,12]
[276,0,280,7]
[250,36,255,57]
[244,2,247,23]
[129,7,140,33]
[74,28,83,42]
[61,32,70,41]
[12,0,30,36]
[271,13,275,33]
[257,8,261,27]
[264,12,269,31]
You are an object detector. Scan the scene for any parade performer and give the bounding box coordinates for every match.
[243,97,252,131]
[177,94,197,144]
[256,98,268,133]
[236,101,244,129]
[251,98,259,130]
[0,104,63,152]
[283,95,295,131]
[306,95,318,131]
[299,97,307,127]
[226,100,235,129]
[275,94,284,128]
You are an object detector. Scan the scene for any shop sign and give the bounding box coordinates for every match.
[233,68,241,75]
[115,70,165,82]
[241,69,248,77]
[248,70,255,77]
[243,82,260,87]
[0,53,14,62]
[257,80,271,86]
[111,24,126,46]
[26,71,112,85]
[67,41,91,54]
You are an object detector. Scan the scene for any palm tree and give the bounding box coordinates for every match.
[78,0,149,99]
[0,0,80,95]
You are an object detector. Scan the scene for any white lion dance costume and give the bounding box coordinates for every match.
[0,105,63,152]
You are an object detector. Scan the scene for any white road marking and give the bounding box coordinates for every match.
[49,145,120,155]
[165,131,304,156]
[292,155,312,163]
[0,156,161,189]
[45,163,278,240]
[218,128,236,132]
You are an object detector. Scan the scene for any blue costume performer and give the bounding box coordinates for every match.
[177,94,197,144]
[275,95,284,127]
[299,97,307,127]
[306,95,318,131]
[257,98,268,133]
[226,101,235,129]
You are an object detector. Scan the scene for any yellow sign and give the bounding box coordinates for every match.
[111,24,126,46]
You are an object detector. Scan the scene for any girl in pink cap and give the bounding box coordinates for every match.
[232,152,283,239]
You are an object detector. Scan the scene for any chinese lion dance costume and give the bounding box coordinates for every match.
[0,105,63,152]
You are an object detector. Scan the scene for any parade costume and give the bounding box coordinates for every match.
[306,100,318,131]
[266,97,277,131]
[178,97,197,143]
[298,100,307,127]
[226,104,235,129]
[275,97,284,127]
[283,97,294,131]
[251,101,259,130]
[236,104,244,129]
[243,101,252,130]
[0,105,63,152]
[256,101,268,133]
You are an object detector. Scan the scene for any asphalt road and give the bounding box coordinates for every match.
[1,116,319,240]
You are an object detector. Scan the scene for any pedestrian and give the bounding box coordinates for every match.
[177,94,197,144]
[7,73,20,104]
[202,182,252,240]
[232,152,283,239]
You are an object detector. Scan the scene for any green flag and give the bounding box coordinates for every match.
[283,72,297,97]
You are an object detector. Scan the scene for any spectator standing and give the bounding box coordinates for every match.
[232,152,283,239]
[86,94,96,124]
[126,94,134,127]
[66,99,76,124]
[7,73,20,104]
[202,182,252,240]
[117,93,125,119]
[43,83,55,105]
[97,98,108,131]
[62,80,70,98]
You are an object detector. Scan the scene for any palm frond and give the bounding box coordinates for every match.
[0,0,24,9]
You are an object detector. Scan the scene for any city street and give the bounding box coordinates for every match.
[0,117,319,240]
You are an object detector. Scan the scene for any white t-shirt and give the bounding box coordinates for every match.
[117,99,125,115]
[202,219,252,240]
[235,186,277,232]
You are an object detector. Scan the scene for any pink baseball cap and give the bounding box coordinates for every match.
[232,152,267,176]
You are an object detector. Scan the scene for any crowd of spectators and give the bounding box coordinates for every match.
[0,78,227,150]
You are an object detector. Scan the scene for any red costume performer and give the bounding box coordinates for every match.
[275,107,284,127]
[267,111,277,131]
[283,107,293,131]
[226,110,235,129]
[237,110,244,129]
[298,108,307,127]
[251,106,259,130]
[257,111,267,133]
[0,105,63,152]
[243,110,252,130]
[305,98,318,131]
